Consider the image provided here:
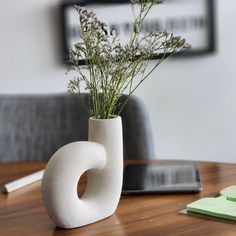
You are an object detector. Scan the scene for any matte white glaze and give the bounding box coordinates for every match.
[41,116,123,228]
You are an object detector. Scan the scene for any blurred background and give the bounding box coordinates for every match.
[0,0,235,163]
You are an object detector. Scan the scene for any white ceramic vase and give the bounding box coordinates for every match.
[41,116,123,229]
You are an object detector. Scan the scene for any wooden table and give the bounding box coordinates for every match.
[0,161,236,236]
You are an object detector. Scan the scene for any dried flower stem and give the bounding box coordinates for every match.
[67,0,191,119]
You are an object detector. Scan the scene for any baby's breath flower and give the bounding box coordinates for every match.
[130,0,164,4]
[68,78,80,93]
[68,1,191,119]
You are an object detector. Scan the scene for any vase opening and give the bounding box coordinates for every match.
[90,115,118,121]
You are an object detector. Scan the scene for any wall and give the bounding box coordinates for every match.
[0,0,236,163]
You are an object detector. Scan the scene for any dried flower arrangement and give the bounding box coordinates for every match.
[68,0,191,119]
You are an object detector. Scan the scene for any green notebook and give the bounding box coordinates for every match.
[186,185,236,221]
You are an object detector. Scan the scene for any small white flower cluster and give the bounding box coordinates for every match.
[67,2,190,119]
[130,0,164,4]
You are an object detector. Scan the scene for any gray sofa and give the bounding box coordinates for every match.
[0,93,155,162]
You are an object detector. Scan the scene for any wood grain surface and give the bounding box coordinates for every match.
[0,161,236,236]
